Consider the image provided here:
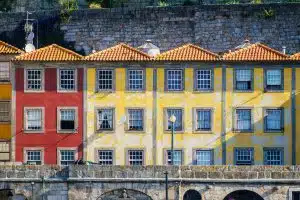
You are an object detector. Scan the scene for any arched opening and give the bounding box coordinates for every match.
[183,189,202,200]
[223,190,263,200]
[97,188,152,200]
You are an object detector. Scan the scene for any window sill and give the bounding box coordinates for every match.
[164,90,184,93]
[125,90,145,93]
[95,90,114,93]
[264,130,284,134]
[23,130,44,134]
[232,130,254,133]
[57,130,78,134]
[95,130,115,134]
[57,90,78,93]
[0,81,10,84]
[125,130,145,134]
[24,90,45,93]
[234,90,254,93]
[193,130,213,134]
[0,121,10,125]
[164,130,184,134]
[264,90,284,93]
[193,90,214,93]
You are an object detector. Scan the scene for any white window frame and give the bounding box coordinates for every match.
[126,149,144,166]
[0,142,10,161]
[0,101,10,123]
[96,69,115,92]
[24,69,44,92]
[263,147,283,165]
[0,62,10,82]
[57,68,77,92]
[194,69,213,91]
[23,107,45,133]
[164,108,184,132]
[193,108,213,132]
[127,69,145,91]
[57,107,78,133]
[193,149,214,165]
[126,108,145,132]
[288,188,300,200]
[97,149,114,165]
[234,69,253,91]
[96,108,115,132]
[164,149,183,166]
[264,69,284,91]
[264,108,284,132]
[57,147,78,166]
[23,147,44,165]
[234,147,254,165]
[165,69,184,91]
[233,108,253,132]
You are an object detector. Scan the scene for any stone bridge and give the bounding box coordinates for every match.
[0,165,300,200]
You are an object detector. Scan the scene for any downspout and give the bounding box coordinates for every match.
[10,62,16,162]
[83,66,87,161]
[221,65,226,165]
[152,68,157,165]
[292,68,296,165]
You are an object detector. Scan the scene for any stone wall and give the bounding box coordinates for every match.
[1,165,300,199]
[0,4,299,56]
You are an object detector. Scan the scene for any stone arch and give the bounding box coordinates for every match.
[223,190,264,200]
[97,188,153,200]
[183,189,202,200]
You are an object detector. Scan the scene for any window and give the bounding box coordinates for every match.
[97,109,114,131]
[292,191,300,200]
[127,109,144,131]
[0,62,9,81]
[166,150,182,165]
[60,150,75,166]
[235,69,252,91]
[58,108,77,132]
[25,69,43,91]
[0,142,10,161]
[195,109,212,131]
[264,148,283,165]
[24,108,43,132]
[234,109,252,132]
[166,109,183,131]
[166,69,183,91]
[265,109,283,132]
[0,102,10,122]
[195,69,212,91]
[235,148,253,165]
[26,150,42,165]
[128,69,144,91]
[58,69,76,91]
[98,150,113,165]
[265,69,283,91]
[128,150,144,166]
[97,69,114,91]
[194,150,213,165]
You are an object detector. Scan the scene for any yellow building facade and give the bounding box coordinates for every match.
[84,42,299,165]
[0,41,23,161]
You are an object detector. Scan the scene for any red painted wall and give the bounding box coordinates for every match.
[15,68,83,164]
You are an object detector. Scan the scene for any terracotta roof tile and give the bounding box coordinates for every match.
[155,44,219,61]
[85,43,151,61]
[223,43,289,61]
[290,52,300,60]
[0,40,23,54]
[14,44,83,61]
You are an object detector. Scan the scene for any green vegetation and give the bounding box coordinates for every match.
[59,0,78,23]
[0,0,16,12]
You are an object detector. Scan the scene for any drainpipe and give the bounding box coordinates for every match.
[221,65,227,165]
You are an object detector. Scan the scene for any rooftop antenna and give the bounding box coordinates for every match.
[24,11,38,52]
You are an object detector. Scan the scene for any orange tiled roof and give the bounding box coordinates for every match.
[290,52,300,60]
[0,40,23,54]
[155,44,219,61]
[85,43,151,61]
[14,44,83,61]
[223,43,289,61]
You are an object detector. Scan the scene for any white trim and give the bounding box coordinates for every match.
[23,147,44,165]
[24,68,45,93]
[57,68,78,93]
[57,147,78,165]
[289,188,300,200]
[23,107,45,133]
[57,106,78,133]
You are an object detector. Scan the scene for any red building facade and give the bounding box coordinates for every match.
[12,44,84,165]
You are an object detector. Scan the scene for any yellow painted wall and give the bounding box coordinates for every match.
[86,65,295,165]
[295,68,300,164]
[86,68,154,165]
[225,67,292,165]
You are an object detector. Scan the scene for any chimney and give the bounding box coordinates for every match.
[282,46,286,54]
[137,40,160,57]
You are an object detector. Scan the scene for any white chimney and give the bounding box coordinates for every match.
[137,40,160,57]
[282,46,286,54]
